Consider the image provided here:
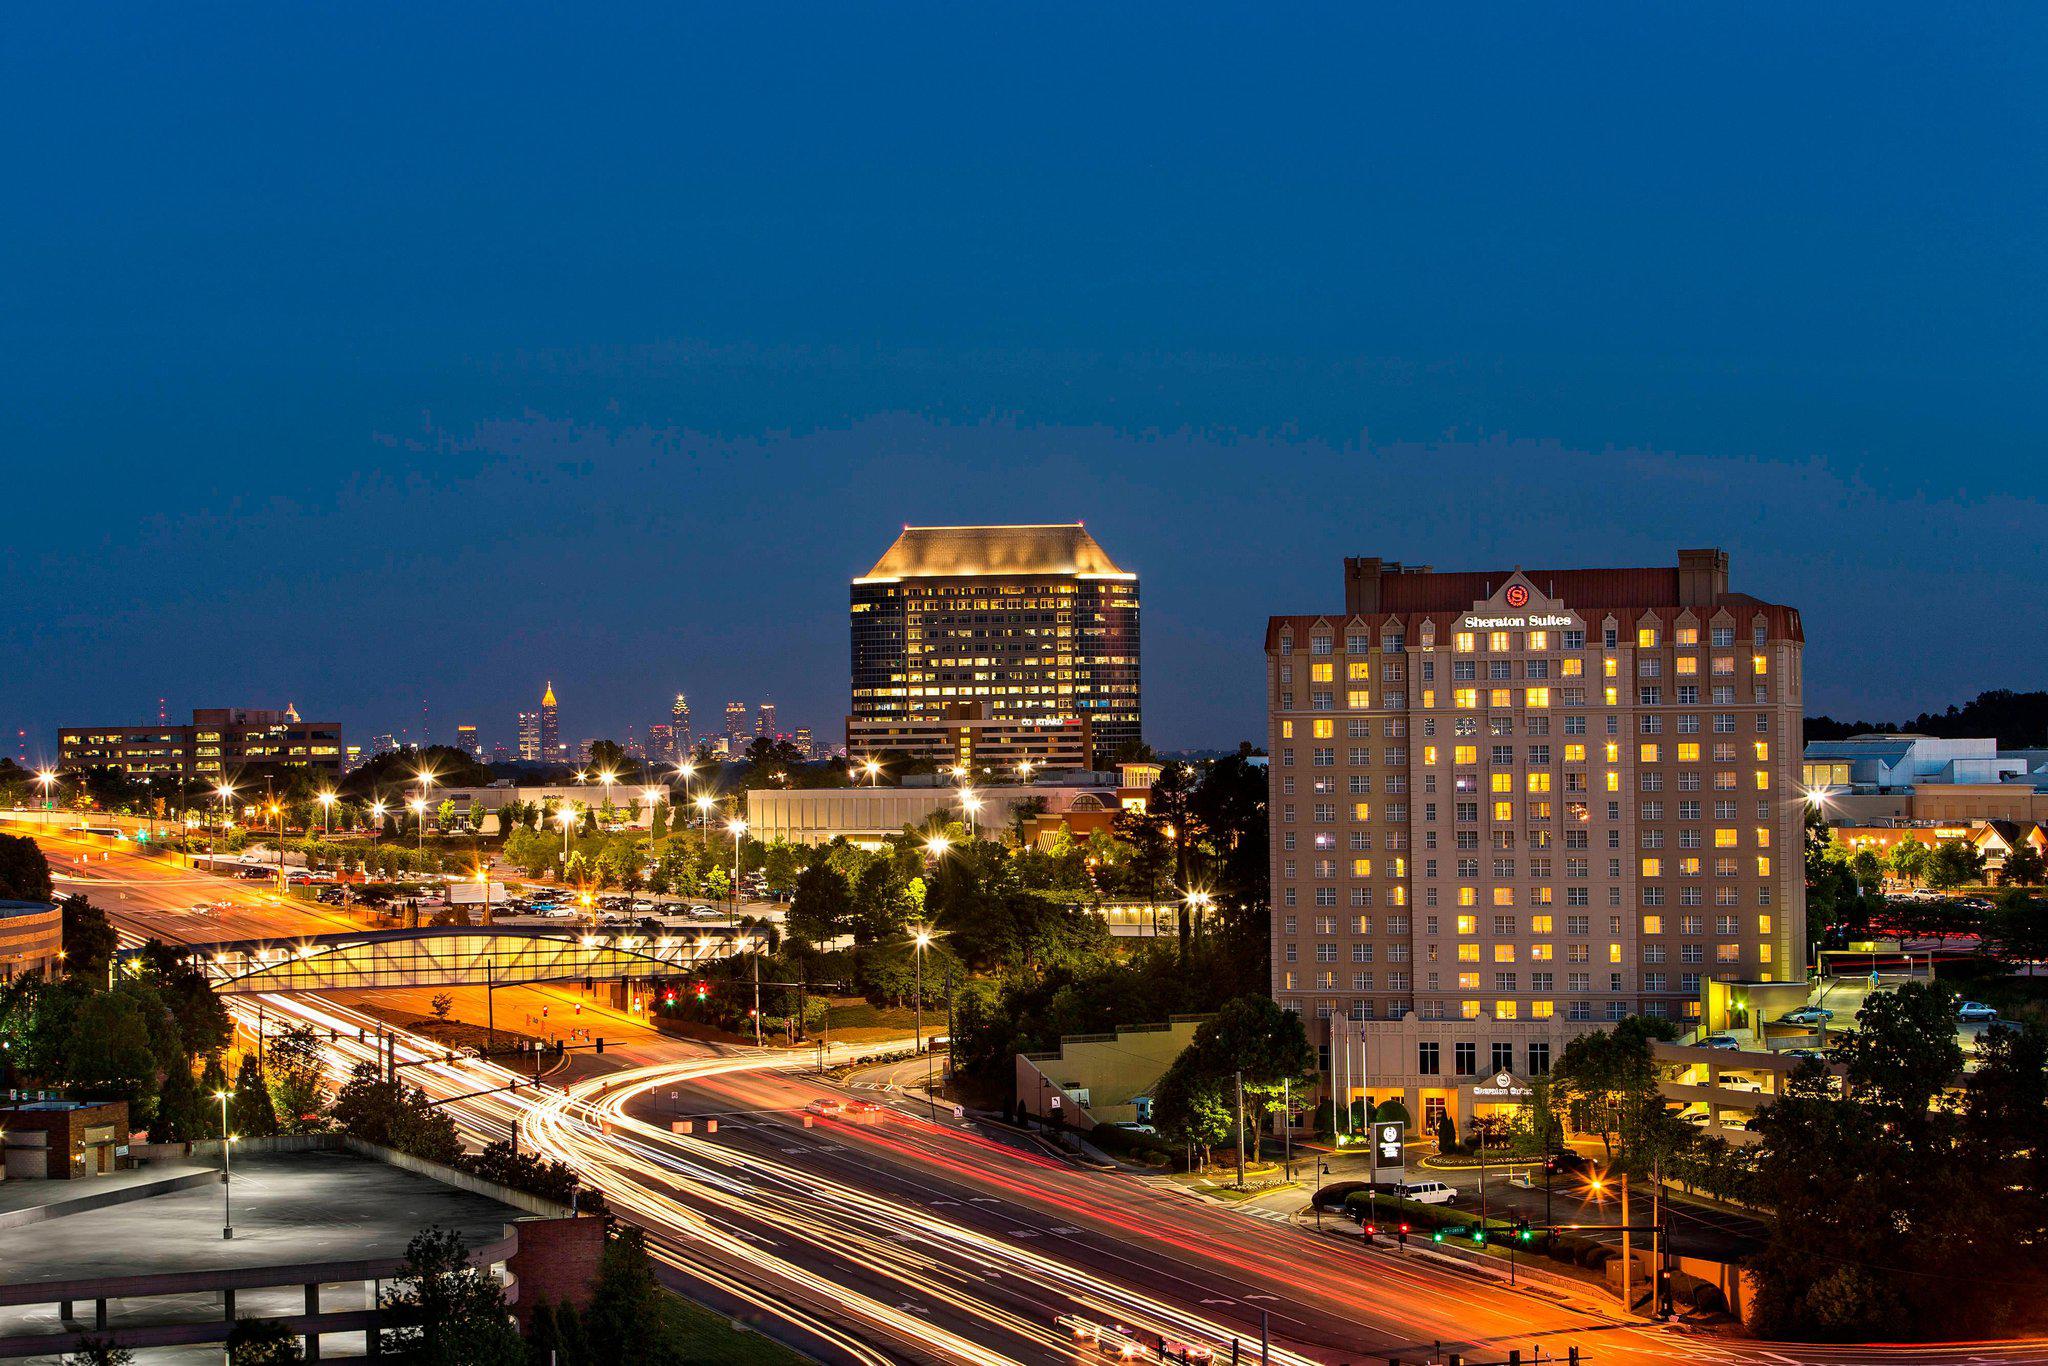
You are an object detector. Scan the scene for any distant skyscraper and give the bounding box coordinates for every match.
[455,723,480,759]
[517,711,540,762]
[370,733,398,755]
[757,701,777,737]
[850,523,1141,767]
[724,701,747,746]
[793,726,814,759]
[540,682,562,761]
[648,723,675,762]
[672,693,691,751]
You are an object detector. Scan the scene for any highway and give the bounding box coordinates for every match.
[34,828,2048,1366]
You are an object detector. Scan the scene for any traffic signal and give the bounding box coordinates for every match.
[1431,1228,1446,1243]
[694,981,708,1001]
[594,1037,605,1054]
[1397,1222,1410,1245]
[1363,1222,1377,1236]
[1517,1221,1536,1244]
[1471,1227,1486,1244]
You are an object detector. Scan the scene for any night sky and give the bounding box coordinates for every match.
[4,6,2043,759]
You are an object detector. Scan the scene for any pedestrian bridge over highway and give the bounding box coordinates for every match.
[126,924,759,993]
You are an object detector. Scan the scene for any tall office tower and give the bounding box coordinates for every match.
[539,682,562,762]
[648,723,675,762]
[725,701,747,746]
[672,693,691,751]
[757,701,777,737]
[517,711,540,762]
[1266,549,1804,1137]
[849,523,1141,768]
[793,726,814,759]
[455,723,480,759]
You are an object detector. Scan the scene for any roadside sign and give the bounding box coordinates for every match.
[1373,1121,1405,1183]
[1049,1094,1062,1110]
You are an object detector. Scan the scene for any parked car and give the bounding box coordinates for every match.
[1542,1150,1593,1176]
[804,1099,846,1117]
[1782,1047,1828,1062]
[1398,1181,1457,1205]
[1698,1033,1742,1050]
[686,905,724,920]
[1716,1075,1762,1093]
[1957,1001,2000,1023]
[1777,1006,1834,1025]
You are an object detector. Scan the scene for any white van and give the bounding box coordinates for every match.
[1400,1181,1457,1205]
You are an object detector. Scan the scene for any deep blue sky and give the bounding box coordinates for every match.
[4,6,2043,759]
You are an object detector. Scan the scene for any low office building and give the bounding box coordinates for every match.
[0,1138,602,1360]
[0,901,60,980]
[1015,1016,1208,1130]
[847,703,1094,777]
[1803,734,2048,825]
[59,707,343,785]
[745,779,1124,848]
[0,1099,128,1179]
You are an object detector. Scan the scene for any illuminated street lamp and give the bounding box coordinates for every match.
[214,1089,235,1239]
[597,769,618,823]
[642,786,663,864]
[725,818,747,916]
[212,783,236,870]
[1015,759,1035,784]
[35,768,57,812]
[368,800,387,863]
[913,927,935,1118]
[958,788,981,839]
[924,833,952,861]
[695,793,715,833]
[315,790,336,837]
[408,797,427,853]
[558,803,578,869]
[861,758,882,787]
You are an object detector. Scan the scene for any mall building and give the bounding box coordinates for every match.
[1267,549,1807,1135]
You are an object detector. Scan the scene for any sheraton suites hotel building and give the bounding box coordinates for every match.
[1266,549,1807,1135]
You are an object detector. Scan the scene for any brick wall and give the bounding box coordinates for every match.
[507,1215,607,1327]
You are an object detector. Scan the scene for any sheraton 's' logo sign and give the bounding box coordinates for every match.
[1504,584,1530,608]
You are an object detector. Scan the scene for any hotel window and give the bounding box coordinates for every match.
[1753,654,1768,675]
[1455,632,1476,652]
[1458,943,1480,963]
[1347,689,1371,708]
[1527,772,1551,793]
[1638,627,1659,648]
[1676,626,1698,646]
[1564,629,1586,649]
[1757,856,1772,876]
[1604,687,1620,706]
[1454,1042,1478,1074]
[1454,688,1478,709]
[1602,657,1618,678]
[1311,635,1333,655]
[1456,914,1477,933]
[1311,662,1334,682]
[1312,719,1334,738]
[1488,631,1511,652]
[1346,632,1370,653]
[1639,742,1660,762]
[1642,857,1662,877]
[1562,658,1583,677]
[1526,687,1550,708]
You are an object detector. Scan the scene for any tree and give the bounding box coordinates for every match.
[226,1316,303,1363]
[152,1046,205,1142]
[1888,837,1930,887]
[267,1025,330,1133]
[581,1225,685,1363]
[0,833,54,901]
[2001,843,2046,888]
[460,1139,607,1216]
[1549,1015,1681,1164]
[381,1227,525,1366]
[231,1053,279,1137]
[787,858,853,947]
[60,895,118,984]
[1147,996,1312,1164]
[430,992,454,1022]
[331,1062,462,1163]
[1926,838,1987,891]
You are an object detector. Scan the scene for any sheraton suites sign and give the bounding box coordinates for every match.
[1460,611,1577,631]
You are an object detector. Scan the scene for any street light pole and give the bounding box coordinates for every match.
[727,818,747,920]
[914,928,934,1118]
[215,1090,234,1239]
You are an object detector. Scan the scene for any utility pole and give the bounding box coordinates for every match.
[1234,1070,1247,1191]
[1621,1172,1634,1313]
[1280,1077,1293,1180]
[751,952,763,1047]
